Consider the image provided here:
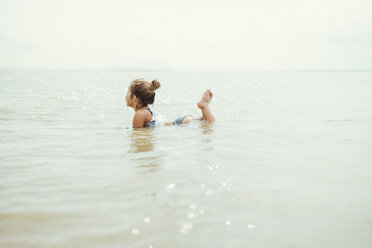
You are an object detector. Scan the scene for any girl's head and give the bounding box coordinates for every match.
[125,78,161,109]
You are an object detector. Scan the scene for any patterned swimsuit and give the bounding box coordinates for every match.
[142,107,168,126]
[142,107,193,126]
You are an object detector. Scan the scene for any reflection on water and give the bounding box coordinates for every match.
[127,123,214,173]
[129,128,155,153]
[128,128,161,172]
[200,122,214,152]
[200,121,213,136]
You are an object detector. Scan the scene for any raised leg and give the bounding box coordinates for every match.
[197,89,215,123]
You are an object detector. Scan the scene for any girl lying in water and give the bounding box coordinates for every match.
[125,79,215,128]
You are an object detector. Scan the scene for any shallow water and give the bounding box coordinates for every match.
[0,70,371,247]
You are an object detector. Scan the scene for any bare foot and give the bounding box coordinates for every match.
[197,89,213,109]
[197,89,215,123]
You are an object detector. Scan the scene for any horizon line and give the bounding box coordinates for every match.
[0,68,371,72]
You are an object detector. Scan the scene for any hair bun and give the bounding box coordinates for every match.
[151,79,161,90]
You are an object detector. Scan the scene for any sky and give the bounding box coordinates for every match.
[0,0,371,70]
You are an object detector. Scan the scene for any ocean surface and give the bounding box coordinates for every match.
[0,70,371,248]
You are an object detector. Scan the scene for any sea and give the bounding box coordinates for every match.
[0,70,371,248]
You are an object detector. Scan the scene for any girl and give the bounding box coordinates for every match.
[125,78,215,128]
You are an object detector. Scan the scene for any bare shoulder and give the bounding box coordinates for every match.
[134,109,151,118]
[133,109,152,128]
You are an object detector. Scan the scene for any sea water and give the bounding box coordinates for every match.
[0,70,371,247]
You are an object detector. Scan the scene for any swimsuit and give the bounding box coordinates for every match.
[172,114,194,125]
[142,107,167,126]
[142,107,193,126]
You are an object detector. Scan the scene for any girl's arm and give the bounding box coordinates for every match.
[132,110,150,128]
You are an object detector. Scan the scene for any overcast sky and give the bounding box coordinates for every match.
[0,0,371,70]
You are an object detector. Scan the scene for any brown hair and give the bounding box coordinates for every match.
[129,78,161,108]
